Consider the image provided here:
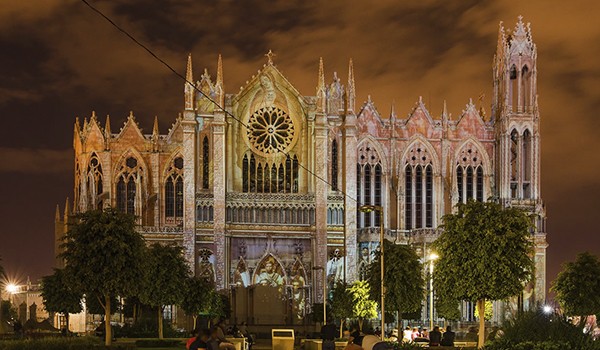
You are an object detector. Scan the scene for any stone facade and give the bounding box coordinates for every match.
[55,17,547,324]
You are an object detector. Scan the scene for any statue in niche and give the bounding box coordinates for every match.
[254,256,284,288]
[197,249,215,282]
[259,74,277,106]
[358,245,371,281]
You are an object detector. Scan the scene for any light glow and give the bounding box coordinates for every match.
[429,252,439,260]
[542,305,553,314]
[5,283,18,294]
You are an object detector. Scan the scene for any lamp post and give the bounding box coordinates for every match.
[358,205,385,340]
[428,253,439,330]
[313,266,326,325]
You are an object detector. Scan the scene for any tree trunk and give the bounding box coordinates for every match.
[339,319,344,339]
[105,294,112,347]
[358,319,363,332]
[158,306,164,339]
[193,315,198,331]
[477,299,485,349]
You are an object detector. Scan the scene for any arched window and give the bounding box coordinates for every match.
[116,156,142,215]
[87,153,103,209]
[510,130,519,198]
[404,143,435,229]
[331,140,338,191]
[165,156,184,220]
[357,142,383,228]
[522,130,532,198]
[510,65,518,110]
[456,142,486,204]
[202,136,209,189]
[242,153,299,194]
[522,65,531,110]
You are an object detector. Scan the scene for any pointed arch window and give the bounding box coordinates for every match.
[510,130,519,198]
[87,153,103,209]
[331,140,339,191]
[522,65,531,110]
[165,156,184,221]
[522,130,532,198]
[510,65,518,110]
[404,144,435,229]
[116,156,142,215]
[241,153,299,193]
[202,136,209,189]
[456,143,486,204]
[357,142,383,228]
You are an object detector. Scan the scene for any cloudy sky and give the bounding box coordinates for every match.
[0,0,598,292]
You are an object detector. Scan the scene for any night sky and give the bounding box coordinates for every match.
[1,1,598,294]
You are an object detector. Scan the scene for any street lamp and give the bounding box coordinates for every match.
[428,253,439,330]
[358,204,385,340]
[313,266,326,325]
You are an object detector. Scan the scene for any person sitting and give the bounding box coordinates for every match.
[344,330,363,350]
[321,319,337,350]
[214,320,236,350]
[428,326,442,347]
[388,329,399,342]
[440,326,455,347]
[361,329,380,350]
[190,329,211,350]
[402,327,412,343]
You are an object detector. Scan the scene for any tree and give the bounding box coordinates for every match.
[367,240,424,326]
[474,300,493,321]
[180,277,214,330]
[40,268,83,331]
[348,280,377,331]
[435,297,461,321]
[433,200,534,348]
[86,293,119,317]
[330,282,354,337]
[61,209,146,346]
[140,243,190,339]
[551,252,600,324]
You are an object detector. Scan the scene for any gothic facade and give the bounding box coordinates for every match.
[55,17,547,324]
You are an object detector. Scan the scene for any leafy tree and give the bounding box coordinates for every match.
[348,280,377,331]
[368,241,424,326]
[140,243,190,339]
[180,277,214,330]
[61,209,146,346]
[330,282,354,337]
[433,200,534,348]
[40,268,83,331]
[551,252,600,324]
[435,297,461,321]
[86,293,119,317]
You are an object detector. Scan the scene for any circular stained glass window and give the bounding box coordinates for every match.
[247,106,295,156]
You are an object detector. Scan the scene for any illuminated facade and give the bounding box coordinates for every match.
[55,17,546,324]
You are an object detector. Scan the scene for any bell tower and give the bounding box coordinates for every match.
[493,16,547,306]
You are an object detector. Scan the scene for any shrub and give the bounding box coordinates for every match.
[134,339,183,347]
[483,310,600,350]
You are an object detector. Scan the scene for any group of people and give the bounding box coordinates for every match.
[186,320,253,350]
[399,325,455,347]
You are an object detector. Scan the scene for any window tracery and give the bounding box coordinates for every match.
[116,156,143,215]
[242,153,299,194]
[456,142,485,203]
[86,153,103,209]
[165,156,184,222]
[202,136,210,189]
[247,106,295,156]
[357,142,383,228]
[404,143,434,230]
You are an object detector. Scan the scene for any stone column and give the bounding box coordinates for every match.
[182,113,197,274]
[314,112,328,301]
[343,113,358,282]
[213,111,227,290]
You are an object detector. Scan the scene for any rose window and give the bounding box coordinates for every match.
[247,106,295,155]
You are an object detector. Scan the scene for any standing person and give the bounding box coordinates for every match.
[321,319,337,350]
[428,326,442,347]
[440,326,455,347]
[190,329,211,350]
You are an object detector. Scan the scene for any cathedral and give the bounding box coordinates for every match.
[55,17,547,325]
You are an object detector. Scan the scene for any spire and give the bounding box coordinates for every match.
[316,57,326,113]
[390,101,396,120]
[63,197,70,222]
[90,110,97,122]
[55,204,60,222]
[184,53,195,110]
[104,115,111,150]
[346,58,355,113]
[216,54,224,106]
[152,116,160,152]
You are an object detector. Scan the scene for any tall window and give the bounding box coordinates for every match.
[202,136,209,189]
[242,153,299,193]
[165,156,184,220]
[86,153,103,209]
[404,143,434,229]
[456,142,486,204]
[117,156,141,215]
[510,130,519,198]
[357,142,383,228]
[522,65,531,109]
[522,130,532,198]
[331,140,338,191]
[510,65,518,110]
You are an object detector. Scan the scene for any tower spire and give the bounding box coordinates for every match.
[347,58,355,113]
[152,116,160,152]
[216,54,224,106]
[316,57,326,113]
[63,197,70,222]
[104,115,111,150]
[184,53,195,110]
[55,204,60,222]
